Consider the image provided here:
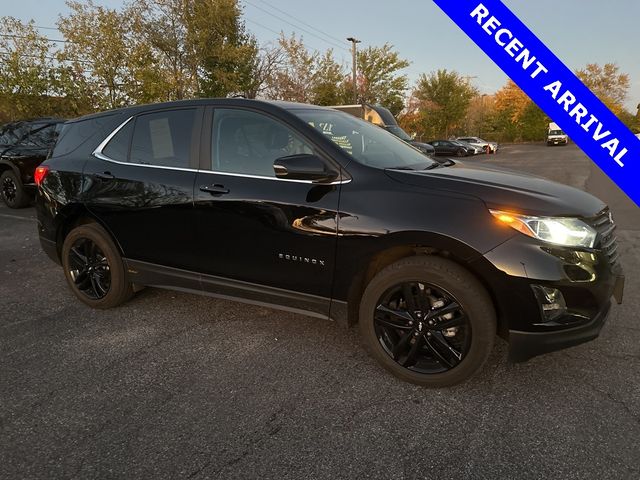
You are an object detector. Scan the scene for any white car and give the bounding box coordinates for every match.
[456,136,498,153]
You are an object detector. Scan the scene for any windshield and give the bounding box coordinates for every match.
[292,109,437,170]
[549,130,565,136]
[385,125,412,141]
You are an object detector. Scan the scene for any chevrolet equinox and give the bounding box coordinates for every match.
[36,99,625,386]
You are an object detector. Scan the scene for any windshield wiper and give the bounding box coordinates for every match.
[425,159,455,169]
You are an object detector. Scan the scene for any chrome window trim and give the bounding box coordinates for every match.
[93,115,352,184]
[92,115,200,173]
[196,169,351,185]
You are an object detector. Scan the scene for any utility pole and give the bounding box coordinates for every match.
[347,37,361,104]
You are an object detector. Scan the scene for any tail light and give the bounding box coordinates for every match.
[34,166,49,186]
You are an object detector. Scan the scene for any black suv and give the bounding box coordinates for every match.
[36,99,624,386]
[0,118,65,208]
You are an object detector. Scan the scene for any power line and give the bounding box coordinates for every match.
[0,51,95,66]
[245,18,283,37]
[0,33,70,44]
[35,25,61,32]
[245,19,326,54]
[243,0,350,53]
[253,0,347,47]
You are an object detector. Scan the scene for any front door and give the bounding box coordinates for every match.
[193,107,342,318]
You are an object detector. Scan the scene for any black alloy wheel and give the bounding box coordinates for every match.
[1,170,30,208]
[67,238,111,300]
[359,256,496,387]
[374,282,471,374]
[2,175,17,202]
[62,223,134,309]
[456,148,465,157]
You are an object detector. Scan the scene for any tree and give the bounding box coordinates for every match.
[184,0,258,97]
[493,80,547,142]
[354,44,409,115]
[130,0,194,100]
[265,34,346,105]
[312,50,347,106]
[576,63,630,114]
[58,1,144,109]
[267,34,316,103]
[0,17,56,120]
[411,69,478,138]
[244,42,283,99]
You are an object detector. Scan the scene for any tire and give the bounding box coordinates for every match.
[456,149,465,157]
[1,170,31,208]
[359,256,496,387]
[61,222,134,309]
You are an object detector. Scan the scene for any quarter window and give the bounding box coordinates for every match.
[212,109,313,177]
[130,109,195,168]
[102,119,134,162]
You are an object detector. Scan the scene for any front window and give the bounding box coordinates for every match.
[212,109,314,177]
[292,109,437,170]
[549,130,565,136]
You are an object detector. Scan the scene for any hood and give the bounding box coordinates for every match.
[385,160,605,217]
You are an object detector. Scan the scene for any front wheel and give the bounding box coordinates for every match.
[61,223,134,309]
[359,256,496,387]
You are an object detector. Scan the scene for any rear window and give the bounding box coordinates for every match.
[23,123,61,148]
[129,109,195,168]
[0,124,27,146]
[53,115,116,157]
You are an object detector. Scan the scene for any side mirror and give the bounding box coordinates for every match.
[273,154,339,183]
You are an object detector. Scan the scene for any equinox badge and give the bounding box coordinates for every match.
[278,253,325,266]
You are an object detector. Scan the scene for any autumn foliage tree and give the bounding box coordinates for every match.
[405,69,478,138]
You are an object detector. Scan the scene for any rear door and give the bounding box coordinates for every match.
[192,106,342,318]
[84,107,203,272]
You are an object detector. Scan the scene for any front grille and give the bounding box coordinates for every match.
[585,208,619,266]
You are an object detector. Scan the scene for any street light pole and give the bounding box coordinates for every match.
[347,37,361,104]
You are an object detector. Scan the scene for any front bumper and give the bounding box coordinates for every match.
[475,234,624,362]
[508,299,611,362]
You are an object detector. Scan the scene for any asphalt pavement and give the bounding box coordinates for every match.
[1,143,638,479]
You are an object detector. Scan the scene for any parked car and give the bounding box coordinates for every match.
[36,99,624,387]
[456,136,498,153]
[427,139,471,157]
[451,140,483,155]
[0,118,65,208]
[547,122,569,146]
[331,104,436,157]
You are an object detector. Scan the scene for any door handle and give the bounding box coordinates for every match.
[95,172,114,181]
[199,184,230,195]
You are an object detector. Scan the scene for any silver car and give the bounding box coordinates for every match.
[457,136,498,153]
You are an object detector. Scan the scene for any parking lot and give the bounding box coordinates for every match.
[1,143,638,479]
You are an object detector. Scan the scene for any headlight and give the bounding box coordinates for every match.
[490,210,597,248]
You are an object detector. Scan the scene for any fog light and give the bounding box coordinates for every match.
[531,285,567,322]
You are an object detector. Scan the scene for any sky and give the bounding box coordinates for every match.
[3,0,639,111]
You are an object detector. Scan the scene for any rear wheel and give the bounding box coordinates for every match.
[359,256,496,387]
[1,170,31,208]
[61,223,133,309]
